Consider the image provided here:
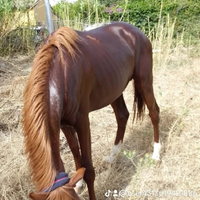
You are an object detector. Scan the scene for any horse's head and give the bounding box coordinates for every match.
[29,168,85,200]
[29,188,78,200]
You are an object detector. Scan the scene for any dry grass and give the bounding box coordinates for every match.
[0,42,200,200]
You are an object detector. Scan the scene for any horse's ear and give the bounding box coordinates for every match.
[29,192,48,200]
[68,168,86,187]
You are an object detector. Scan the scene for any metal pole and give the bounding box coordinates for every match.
[44,0,54,34]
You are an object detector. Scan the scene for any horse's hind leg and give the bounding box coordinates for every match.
[134,53,161,160]
[105,94,129,163]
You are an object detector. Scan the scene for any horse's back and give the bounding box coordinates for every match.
[80,22,150,48]
[74,22,151,111]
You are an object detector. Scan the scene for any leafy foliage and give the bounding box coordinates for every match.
[13,0,35,10]
[0,0,199,55]
[0,0,14,18]
[0,0,35,30]
[52,0,200,40]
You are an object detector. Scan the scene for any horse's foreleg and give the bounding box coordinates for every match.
[105,95,129,163]
[75,113,96,200]
[62,126,81,170]
[61,126,83,193]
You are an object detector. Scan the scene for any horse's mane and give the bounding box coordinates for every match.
[23,27,82,193]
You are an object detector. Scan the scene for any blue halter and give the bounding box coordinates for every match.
[43,172,70,193]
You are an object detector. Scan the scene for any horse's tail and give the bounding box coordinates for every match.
[23,27,82,192]
[133,82,145,121]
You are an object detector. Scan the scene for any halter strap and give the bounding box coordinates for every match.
[43,172,70,193]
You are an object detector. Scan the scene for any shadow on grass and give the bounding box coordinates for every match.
[91,109,180,200]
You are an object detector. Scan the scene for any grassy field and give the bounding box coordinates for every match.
[0,26,200,200]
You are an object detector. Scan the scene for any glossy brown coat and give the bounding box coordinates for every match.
[23,22,159,200]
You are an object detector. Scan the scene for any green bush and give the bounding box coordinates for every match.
[53,0,200,41]
[0,0,199,56]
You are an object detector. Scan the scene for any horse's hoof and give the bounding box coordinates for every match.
[156,159,162,167]
[152,154,160,161]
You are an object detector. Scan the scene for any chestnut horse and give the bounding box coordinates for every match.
[23,22,160,200]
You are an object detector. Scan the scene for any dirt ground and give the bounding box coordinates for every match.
[0,48,200,200]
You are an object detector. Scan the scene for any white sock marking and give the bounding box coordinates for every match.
[105,141,122,163]
[152,142,161,160]
[74,179,83,193]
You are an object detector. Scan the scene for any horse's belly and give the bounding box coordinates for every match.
[89,75,130,111]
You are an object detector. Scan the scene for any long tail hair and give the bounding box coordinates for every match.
[23,27,82,194]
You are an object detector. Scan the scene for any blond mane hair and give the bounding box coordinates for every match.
[23,27,82,199]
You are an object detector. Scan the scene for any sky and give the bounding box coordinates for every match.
[49,0,78,6]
